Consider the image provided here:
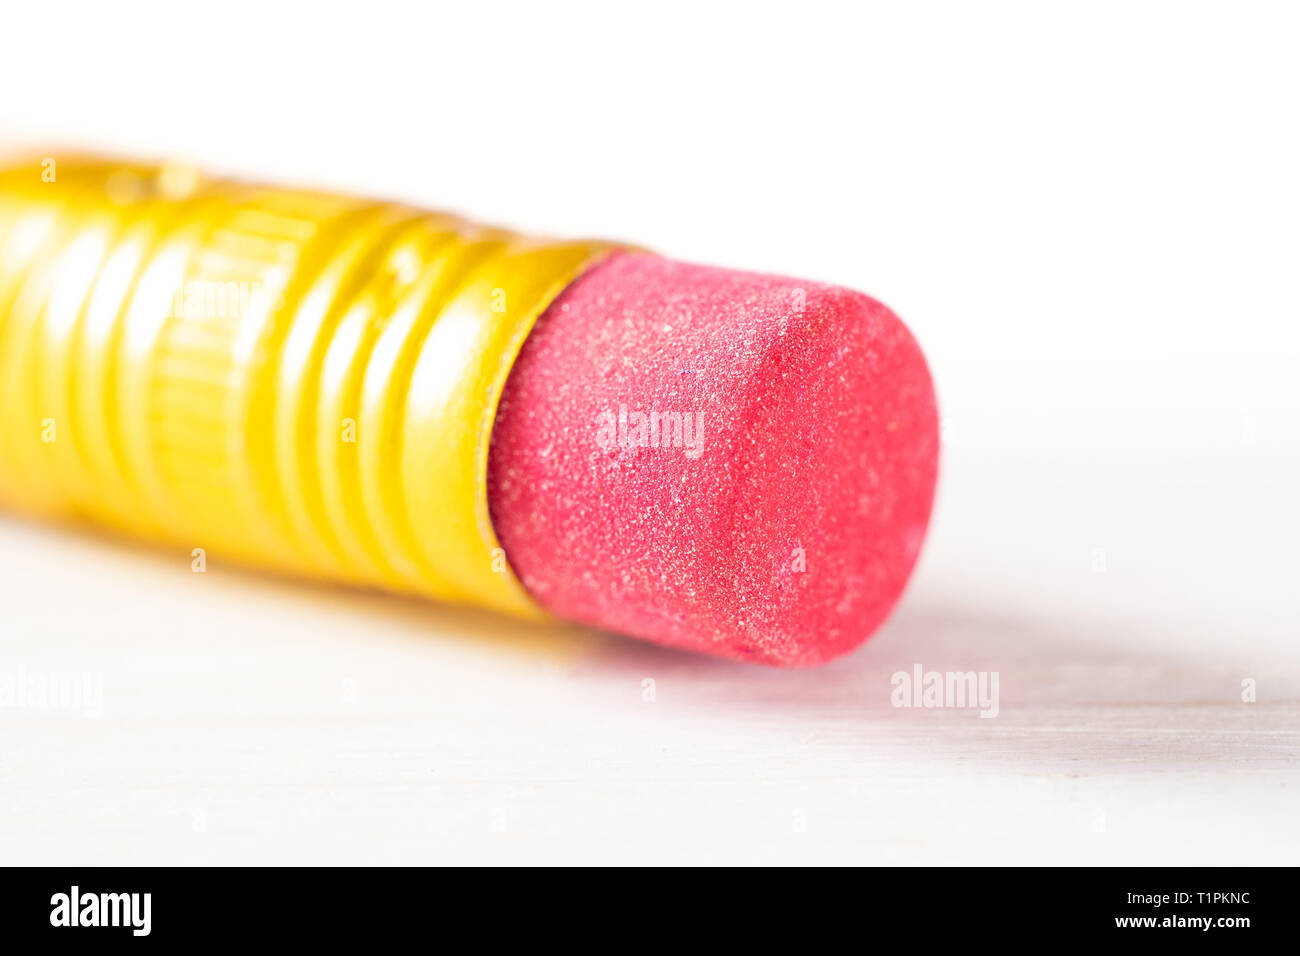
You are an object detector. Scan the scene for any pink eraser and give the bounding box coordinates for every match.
[488,252,939,666]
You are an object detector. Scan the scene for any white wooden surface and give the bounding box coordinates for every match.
[1,0,1299,866]
[2,445,1296,865]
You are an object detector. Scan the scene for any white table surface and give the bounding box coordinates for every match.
[3,443,1296,865]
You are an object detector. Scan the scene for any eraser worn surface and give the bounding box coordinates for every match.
[488,252,939,665]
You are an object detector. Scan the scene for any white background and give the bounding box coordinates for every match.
[1,1,1297,864]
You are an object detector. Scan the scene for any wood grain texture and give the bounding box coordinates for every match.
[2,449,1296,865]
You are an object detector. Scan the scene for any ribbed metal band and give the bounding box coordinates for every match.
[0,156,618,618]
